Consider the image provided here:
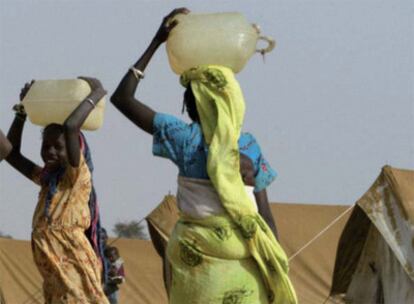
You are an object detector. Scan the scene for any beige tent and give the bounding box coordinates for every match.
[1,201,351,304]
[0,237,168,304]
[330,166,414,303]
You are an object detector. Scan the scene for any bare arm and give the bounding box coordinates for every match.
[255,189,279,240]
[6,115,42,182]
[6,82,42,183]
[111,8,189,135]
[63,77,106,167]
[240,153,279,239]
[0,129,12,161]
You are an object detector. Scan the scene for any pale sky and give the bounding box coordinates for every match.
[0,0,413,240]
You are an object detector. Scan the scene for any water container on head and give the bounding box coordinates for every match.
[166,12,275,75]
[22,79,106,131]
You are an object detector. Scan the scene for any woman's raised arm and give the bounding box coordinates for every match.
[63,77,106,167]
[6,81,43,183]
[111,8,189,135]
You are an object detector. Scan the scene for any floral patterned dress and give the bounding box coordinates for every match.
[31,154,109,304]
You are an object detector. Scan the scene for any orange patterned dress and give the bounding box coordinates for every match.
[31,154,109,304]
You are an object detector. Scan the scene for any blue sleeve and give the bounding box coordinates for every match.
[152,113,192,165]
[239,133,277,192]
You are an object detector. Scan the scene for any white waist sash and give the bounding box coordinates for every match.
[177,176,257,219]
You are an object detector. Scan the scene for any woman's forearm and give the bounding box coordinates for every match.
[110,40,159,134]
[6,113,41,183]
[7,115,26,152]
[64,78,106,167]
[112,39,161,104]
[110,8,189,134]
[64,91,102,131]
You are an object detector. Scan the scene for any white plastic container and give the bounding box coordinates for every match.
[166,12,275,75]
[22,79,106,130]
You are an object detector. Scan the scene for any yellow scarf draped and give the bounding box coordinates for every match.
[180,65,297,304]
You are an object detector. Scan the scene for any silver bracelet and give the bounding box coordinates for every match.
[130,66,145,80]
[86,98,96,108]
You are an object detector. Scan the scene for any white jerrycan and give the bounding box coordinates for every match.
[22,79,106,131]
[166,12,275,75]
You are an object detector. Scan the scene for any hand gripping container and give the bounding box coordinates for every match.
[22,79,106,130]
[166,12,275,75]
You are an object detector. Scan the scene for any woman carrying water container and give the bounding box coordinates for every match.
[5,78,109,304]
[111,8,297,304]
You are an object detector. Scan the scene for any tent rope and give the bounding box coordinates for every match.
[322,295,331,304]
[288,204,354,261]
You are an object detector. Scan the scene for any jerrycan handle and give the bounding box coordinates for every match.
[251,23,276,55]
[256,36,276,55]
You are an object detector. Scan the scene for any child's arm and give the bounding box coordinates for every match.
[63,77,106,168]
[6,82,43,183]
[255,189,279,240]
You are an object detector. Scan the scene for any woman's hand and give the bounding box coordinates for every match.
[153,7,190,44]
[78,76,107,104]
[19,80,34,101]
[13,80,35,119]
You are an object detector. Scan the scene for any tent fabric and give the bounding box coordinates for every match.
[147,194,179,245]
[1,201,350,304]
[272,204,350,304]
[147,198,351,304]
[331,166,414,302]
[345,224,414,303]
[0,238,43,304]
[0,237,168,304]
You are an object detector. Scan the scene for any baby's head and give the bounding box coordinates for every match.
[41,124,67,171]
[105,246,120,263]
[240,154,255,187]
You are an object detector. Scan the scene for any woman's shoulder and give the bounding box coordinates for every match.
[154,113,201,134]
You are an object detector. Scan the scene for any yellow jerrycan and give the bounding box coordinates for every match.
[22,79,106,131]
[166,12,275,75]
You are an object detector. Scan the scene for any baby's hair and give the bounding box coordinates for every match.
[104,246,119,257]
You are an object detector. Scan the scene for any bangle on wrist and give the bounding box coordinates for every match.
[85,98,96,108]
[130,66,145,80]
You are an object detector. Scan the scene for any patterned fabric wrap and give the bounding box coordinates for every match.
[41,167,65,221]
[179,65,297,304]
[167,214,269,303]
[33,142,108,303]
[79,133,108,284]
[41,133,107,284]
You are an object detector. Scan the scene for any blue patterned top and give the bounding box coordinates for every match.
[152,113,277,192]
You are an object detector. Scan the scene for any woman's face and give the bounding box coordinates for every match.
[108,250,119,263]
[41,128,67,171]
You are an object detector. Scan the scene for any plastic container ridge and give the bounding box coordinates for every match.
[22,79,106,131]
